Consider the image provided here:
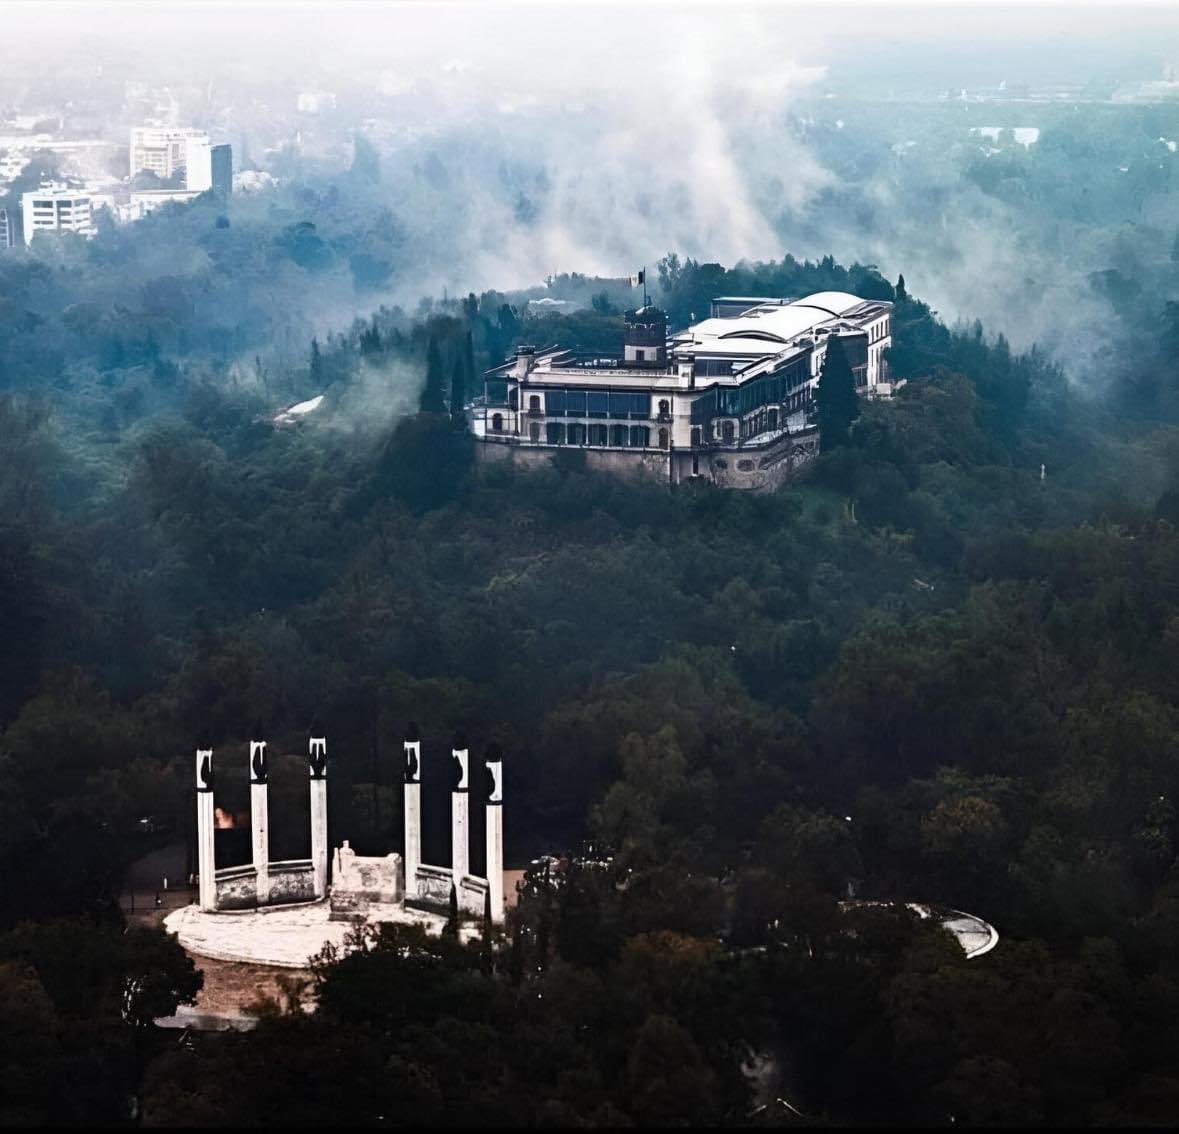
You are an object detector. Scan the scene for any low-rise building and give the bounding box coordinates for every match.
[128,188,204,220]
[472,291,897,490]
[21,184,95,244]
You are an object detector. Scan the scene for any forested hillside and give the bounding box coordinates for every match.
[5,237,1179,1123]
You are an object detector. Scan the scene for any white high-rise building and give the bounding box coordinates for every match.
[21,186,95,244]
[183,137,232,195]
[184,135,213,190]
[130,126,208,182]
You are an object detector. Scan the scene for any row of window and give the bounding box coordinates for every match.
[531,389,657,419]
[522,421,672,449]
[691,358,810,424]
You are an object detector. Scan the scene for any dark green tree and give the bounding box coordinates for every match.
[815,336,860,449]
[309,337,323,385]
[450,354,466,424]
[445,881,459,937]
[419,335,447,414]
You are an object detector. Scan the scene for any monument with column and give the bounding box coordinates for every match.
[195,743,216,912]
[187,723,506,928]
[249,737,269,906]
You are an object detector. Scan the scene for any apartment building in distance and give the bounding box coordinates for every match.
[21,185,96,244]
[130,126,232,197]
[130,125,206,181]
[185,140,232,195]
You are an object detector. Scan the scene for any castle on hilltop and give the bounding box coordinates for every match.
[470,292,897,490]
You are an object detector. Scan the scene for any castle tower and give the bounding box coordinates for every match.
[403,722,422,899]
[249,736,270,905]
[623,306,668,367]
[195,744,216,912]
[451,732,470,885]
[309,733,329,899]
[485,743,505,925]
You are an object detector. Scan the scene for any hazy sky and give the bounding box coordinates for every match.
[5,0,1178,362]
[6,1,1179,83]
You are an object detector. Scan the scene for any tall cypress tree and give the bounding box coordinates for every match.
[444,881,459,938]
[309,338,323,385]
[449,329,475,426]
[815,335,860,450]
[419,335,447,414]
[450,354,466,424]
[463,329,475,391]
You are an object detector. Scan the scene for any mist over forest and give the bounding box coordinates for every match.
[5,1,1179,1128]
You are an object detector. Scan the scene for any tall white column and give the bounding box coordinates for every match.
[451,736,470,886]
[403,723,422,899]
[195,747,216,912]
[485,743,504,925]
[309,735,329,899]
[250,739,270,905]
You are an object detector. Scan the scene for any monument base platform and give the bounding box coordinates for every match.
[164,899,476,969]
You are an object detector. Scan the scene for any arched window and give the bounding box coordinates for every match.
[610,424,628,447]
[529,422,541,442]
[721,420,735,444]
[491,413,503,432]
[658,399,671,420]
[658,428,670,450]
[529,394,541,413]
[767,408,778,431]
[546,422,565,445]
[690,426,702,447]
[631,426,649,448]
[568,423,584,445]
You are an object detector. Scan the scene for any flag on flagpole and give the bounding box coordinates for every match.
[630,270,644,287]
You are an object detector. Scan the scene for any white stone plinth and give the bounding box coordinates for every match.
[164,900,468,969]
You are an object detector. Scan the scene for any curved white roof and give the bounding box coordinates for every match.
[792,291,865,316]
[683,291,866,352]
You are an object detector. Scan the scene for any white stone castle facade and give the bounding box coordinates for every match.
[471,291,897,490]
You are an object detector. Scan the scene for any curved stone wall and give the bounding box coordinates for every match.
[213,859,315,910]
[410,862,491,917]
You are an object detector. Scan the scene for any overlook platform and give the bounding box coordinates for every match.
[164,899,469,969]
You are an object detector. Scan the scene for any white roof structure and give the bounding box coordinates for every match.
[673,291,867,354]
[272,394,325,425]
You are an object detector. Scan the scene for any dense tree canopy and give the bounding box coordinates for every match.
[5,212,1179,1122]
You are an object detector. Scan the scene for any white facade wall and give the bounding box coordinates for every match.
[184,137,213,191]
[21,189,95,244]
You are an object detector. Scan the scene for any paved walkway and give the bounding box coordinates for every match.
[840,900,999,959]
[918,905,1000,959]
[163,901,462,968]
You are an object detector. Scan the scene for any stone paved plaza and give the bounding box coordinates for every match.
[164,900,460,968]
